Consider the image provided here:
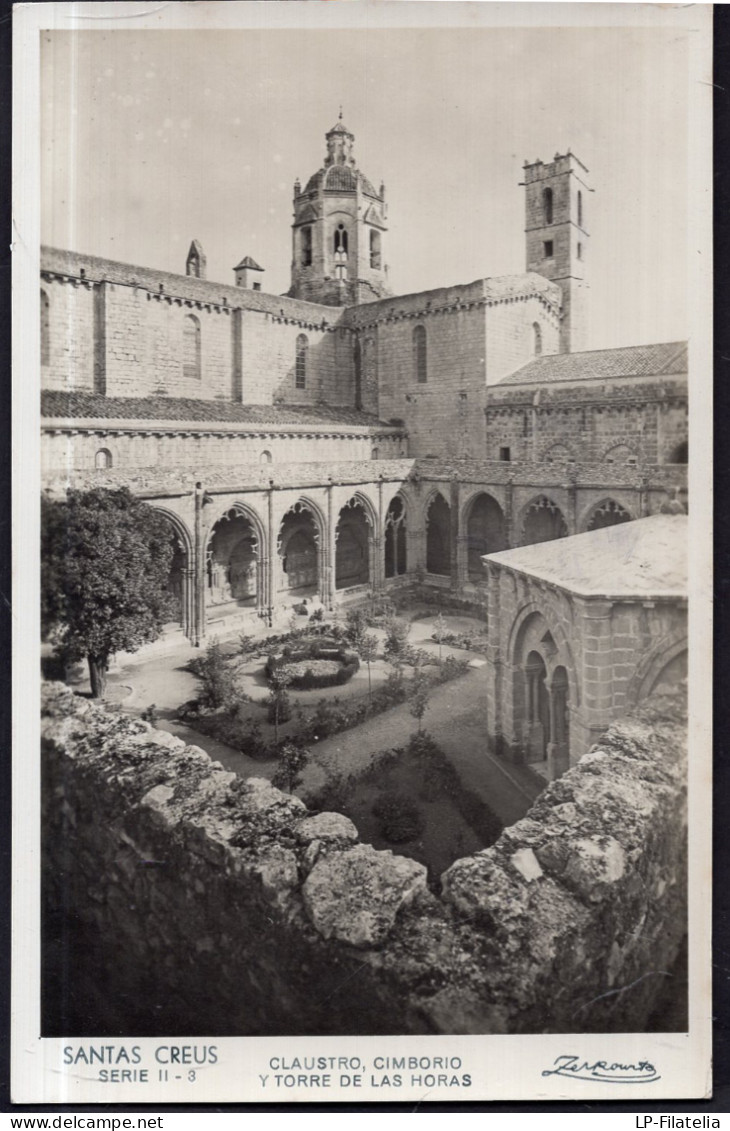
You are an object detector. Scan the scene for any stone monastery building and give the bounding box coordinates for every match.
[41,117,688,778]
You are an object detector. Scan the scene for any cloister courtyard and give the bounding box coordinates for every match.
[50,603,546,878]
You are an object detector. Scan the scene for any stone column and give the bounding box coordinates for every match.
[193,483,206,645]
[182,566,196,644]
[504,479,515,548]
[324,483,335,610]
[450,478,460,592]
[266,487,276,627]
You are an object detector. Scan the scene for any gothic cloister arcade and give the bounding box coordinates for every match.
[584,498,633,532]
[384,495,407,579]
[464,492,507,583]
[206,509,260,609]
[151,507,195,638]
[510,610,573,780]
[278,502,321,598]
[335,497,373,590]
[520,495,568,546]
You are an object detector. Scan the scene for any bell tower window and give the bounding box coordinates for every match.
[543,187,554,225]
[370,229,381,269]
[334,225,348,255]
[301,226,312,267]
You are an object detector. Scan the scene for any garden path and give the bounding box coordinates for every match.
[298,665,546,828]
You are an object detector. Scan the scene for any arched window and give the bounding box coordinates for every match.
[183,314,201,380]
[259,450,272,465]
[334,225,348,255]
[40,289,50,366]
[370,228,381,269]
[543,186,553,225]
[301,226,312,267]
[577,190,583,228]
[413,324,427,384]
[533,322,542,356]
[95,449,112,470]
[295,334,308,389]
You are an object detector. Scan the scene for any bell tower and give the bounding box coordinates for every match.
[523,151,591,353]
[289,115,391,307]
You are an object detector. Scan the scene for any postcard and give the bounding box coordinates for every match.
[12,0,713,1105]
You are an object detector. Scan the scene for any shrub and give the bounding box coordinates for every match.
[309,607,325,624]
[271,741,309,793]
[383,615,410,658]
[344,608,368,649]
[190,640,239,709]
[265,642,360,689]
[238,633,257,658]
[372,792,425,844]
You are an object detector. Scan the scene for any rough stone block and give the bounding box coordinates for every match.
[302,843,427,947]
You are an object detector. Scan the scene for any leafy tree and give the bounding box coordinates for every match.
[41,487,176,698]
[193,639,238,709]
[271,741,309,794]
[267,668,293,742]
[360,631,379,702]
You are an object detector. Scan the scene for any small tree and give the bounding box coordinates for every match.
[408,668,431,733]
[238,632,256,660]
[271,741,309,794]
[41,487,176,698]
[344,607,367,650]
[360,631,379,702]
[267,668,293,743]
[432,612,448,664]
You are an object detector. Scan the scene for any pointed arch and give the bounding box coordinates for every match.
[335,494,374,589]
[583,498,633,533]
[462,491,507,582]
[519,494,568,546]
[384,493,408,579]
[425,490,451,575]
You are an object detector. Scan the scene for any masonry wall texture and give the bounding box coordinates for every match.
[42,682,687,1036]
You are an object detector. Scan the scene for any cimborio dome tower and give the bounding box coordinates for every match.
[288,115,392,306]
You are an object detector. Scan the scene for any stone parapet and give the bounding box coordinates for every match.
[42,683,686,1035]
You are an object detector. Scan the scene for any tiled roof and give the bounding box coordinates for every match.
[325,165,357,192]
[41,391,398,429]
[484,514,687,598]
[234,256,263,271]
[498,342,687,386]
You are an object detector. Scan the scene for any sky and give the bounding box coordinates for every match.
[41,19,692,350]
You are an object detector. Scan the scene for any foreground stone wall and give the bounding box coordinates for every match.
[42,682,687,1036]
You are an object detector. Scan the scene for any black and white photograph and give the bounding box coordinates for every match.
[12,0,712,1105]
